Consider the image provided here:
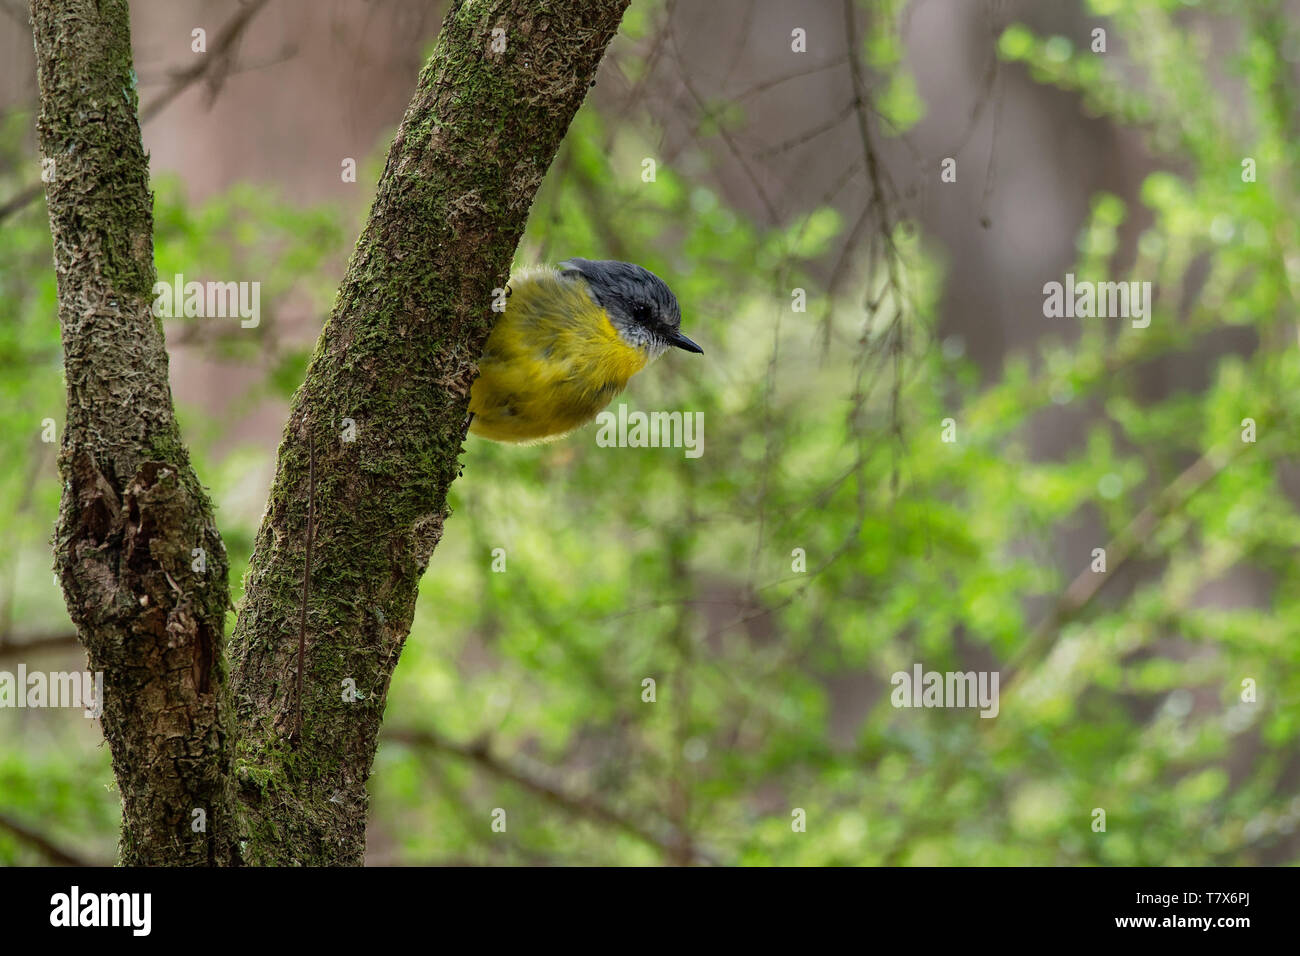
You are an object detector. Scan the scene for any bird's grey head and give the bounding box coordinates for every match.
[559,258,703,357]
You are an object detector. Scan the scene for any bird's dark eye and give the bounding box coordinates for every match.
[630,303,652,325]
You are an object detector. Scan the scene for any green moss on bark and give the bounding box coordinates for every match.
[32,0,238,865]
[33,0,627,867]
[226,0,631,865]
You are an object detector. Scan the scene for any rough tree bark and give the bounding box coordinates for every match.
[33,0,630,865]
[31,0,237,866]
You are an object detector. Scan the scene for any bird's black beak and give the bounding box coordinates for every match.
[668,329,704,354]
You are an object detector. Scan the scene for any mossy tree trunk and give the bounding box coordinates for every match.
[32,0,630,865]
[31,0,238,867]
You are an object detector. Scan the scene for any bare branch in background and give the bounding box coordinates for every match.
[0,810,99,866]
[0,0,273,225]
[386,728,719,866]
[0,631,81,660]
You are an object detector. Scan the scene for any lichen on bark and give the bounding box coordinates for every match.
[226,0,631,865]
[32,0,629,866]
[31,0,237,866]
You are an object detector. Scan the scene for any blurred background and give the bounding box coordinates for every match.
[1,0,1298,865]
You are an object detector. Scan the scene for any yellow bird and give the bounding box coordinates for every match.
[468,258,703,443]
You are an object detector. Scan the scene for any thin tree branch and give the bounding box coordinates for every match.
[0,810,97,866]
[667,18,780,224]
[1005,438,1254,689]
[733,54,850,103]
[0,182,42,223]
[0,631,81,660]
[137,0,272,124]
[753,100,856,159]
[1,0,272,224]
[385,729,720,866]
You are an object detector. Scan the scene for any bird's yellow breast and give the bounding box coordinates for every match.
[468,268,649,442]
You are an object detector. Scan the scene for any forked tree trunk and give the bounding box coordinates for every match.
[31,0,630,866]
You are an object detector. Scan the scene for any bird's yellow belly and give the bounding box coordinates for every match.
[468,273,649,443]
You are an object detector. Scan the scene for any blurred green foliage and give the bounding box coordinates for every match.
[1,0,1298,865]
